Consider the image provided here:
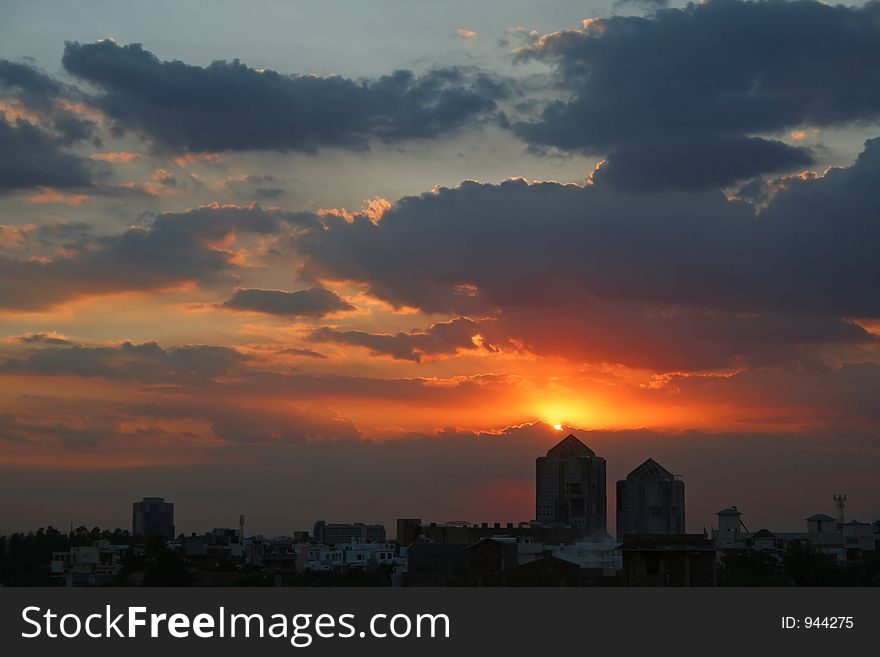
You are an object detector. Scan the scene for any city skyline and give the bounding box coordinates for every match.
[1,0,879,536]
[3,428,872,541]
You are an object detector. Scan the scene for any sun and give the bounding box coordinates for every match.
[553,423,563,431]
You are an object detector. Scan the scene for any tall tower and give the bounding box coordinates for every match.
[616,458,685,540]
[132,497,175,540]
[536,434,607,537]
[833,494,847,527]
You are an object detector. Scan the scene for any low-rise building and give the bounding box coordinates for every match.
[313,521,386,545]
[621,534,716,587]
[50,540,130,586]
[297,539,400,572]
[711,507,871,565]
[396,518,589,546]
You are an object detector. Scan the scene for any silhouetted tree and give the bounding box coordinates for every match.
[720,550,787,586]
[783,541,841,586]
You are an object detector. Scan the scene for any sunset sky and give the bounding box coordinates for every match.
[1,0,878,536]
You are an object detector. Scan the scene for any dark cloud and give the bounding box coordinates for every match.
[0,336,515,405]
[0,60,62,98]
[296,137,880,369]
[222,286,354,317]
[613,0,668,10]
[0,59,101,193]
[651,362,880,427]
[514,0,880,188]
[486,303,871,372]
[311,317,492,362]
[0,340,249,383]
[127,400,360,444]
[62,40,508,153]
[253,186,285,199]
[278,347,328,359]
[0,204,287,310]
[300,139,880,317]
[16,333,73,345]
[0,59,97,145]
[0,411,117,447]
[0,118,94,193]
[593,135,814,192]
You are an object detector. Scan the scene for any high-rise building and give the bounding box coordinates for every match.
[132,497,175,540]
[616,458,685,540]
[536,434,607,536]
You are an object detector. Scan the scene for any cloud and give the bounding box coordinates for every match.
[299,139,880,318]
[62,40,508,153]
[649,362,880,429]
[0,411,118,447]
[514,0,880,188]
[278,347,328,360]
[296,137,880,370]
[593,135,814,192]
[127,400,361,444]
[89,151,144,164]
[0,203,288,310]
[0,118,94,194]
[613,0,668,11]
[0,340,249,383]
[0,59,97,145]
[15,332,73,345]
[456,28,478,39]
[0,334,513,404]
[311,317,492,362]
[0,59,102,194]
[222,286,355,318]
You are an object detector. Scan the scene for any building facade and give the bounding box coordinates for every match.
[132,497,175,540]
[621,534,716,587]
[616,458,685,540]
[535,434,607,536]
[313,521,386,545]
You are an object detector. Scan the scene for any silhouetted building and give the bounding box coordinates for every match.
[842,520,876,557]
[536,434,607,536]
[313,520,385,545]
[132,497,175,540]
[616,458,685,540]
[713,507,852,564]
[806,513,837,534]
[396,518,589,546]
[714,506,745,549]
[621,534,716,586]
[402,537,618,587]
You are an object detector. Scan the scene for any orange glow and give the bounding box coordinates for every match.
[171,152,220,167]
[90,152,145,164]
[533,398,594,430]
[27,187,89,205]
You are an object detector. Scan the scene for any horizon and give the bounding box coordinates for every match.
[1,424,872,537]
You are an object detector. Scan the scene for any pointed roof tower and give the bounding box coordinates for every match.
[625,457,675,481]
[545,434,596,458]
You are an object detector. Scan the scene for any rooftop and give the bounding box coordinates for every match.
[545,434,596,459]
[621,534,715,552]
[625,458,676,481]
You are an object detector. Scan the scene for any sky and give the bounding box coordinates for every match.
[0,0,878,537]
